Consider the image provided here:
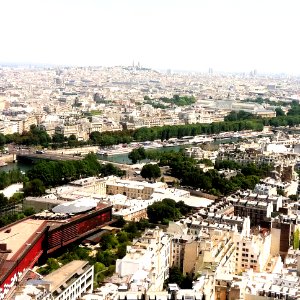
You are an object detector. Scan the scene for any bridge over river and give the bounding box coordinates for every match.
[16,152,84,162]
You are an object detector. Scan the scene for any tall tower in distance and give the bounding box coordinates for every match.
[208,67,213,75]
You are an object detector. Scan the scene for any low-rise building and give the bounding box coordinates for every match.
[106,177,166,200]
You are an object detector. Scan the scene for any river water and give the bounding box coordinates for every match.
[98,145,186,164]
[0,161,33,173]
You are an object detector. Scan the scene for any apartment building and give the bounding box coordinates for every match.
[271,215,300,257]
[260,177,298,197]
[115,228,171,292]
[233,224,272,273]
[231,198,273,226]
[8,261,95,300]
[44,260,94,300]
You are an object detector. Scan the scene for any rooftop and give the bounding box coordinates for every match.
[44,260,90,293]
[0,219,45,260]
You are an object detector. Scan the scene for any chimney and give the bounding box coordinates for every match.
[0,243,7,251]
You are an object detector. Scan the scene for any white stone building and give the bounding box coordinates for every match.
[115,228,171,292]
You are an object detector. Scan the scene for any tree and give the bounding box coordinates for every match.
[0,134,6,147]
[123,222,138,235]
[294,229,299,250]
[116,243,127,258]
[23,179,46,197]
[128,147,146,164]
[114,216,126,228]
[67,134,79,148]
[289,194,298,201]
[116,231,129,244]
[23,207,36,216]
[147,199,181,224]
[96,250,116,267]
[168,267,184,285]
[52,133,65,144]
[37,258,60,275]
[100,233,118,250]
[0,193,8,207]
[141,164,161,181]
[277,188,285,196]
[275,107,285,116]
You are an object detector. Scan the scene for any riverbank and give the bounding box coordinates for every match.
[0,154,16,165]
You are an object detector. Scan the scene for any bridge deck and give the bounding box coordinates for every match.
[16,153,83,161]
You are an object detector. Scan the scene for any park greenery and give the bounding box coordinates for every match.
[25,153,125,194]
[147,198,193,225]
[37,218,152,288]
[128,147,273,196]
[0,169,28,227]
[140,150,272,196]
[144,95,196,108]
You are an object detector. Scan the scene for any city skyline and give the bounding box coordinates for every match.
[1,0,300,74]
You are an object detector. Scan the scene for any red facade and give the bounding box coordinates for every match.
[0,205,112,298]
[47,208,112,252]
[0,232,45,296]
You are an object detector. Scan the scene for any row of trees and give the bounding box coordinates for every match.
[159,95,196,106]
[244,97,294,107]
[3,103,300,149]
[24,154,125,196]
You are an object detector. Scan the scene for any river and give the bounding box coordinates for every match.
[0,161,33,173]
[96,137,239,164]
[1,137,239,172]
[97,145,186,164]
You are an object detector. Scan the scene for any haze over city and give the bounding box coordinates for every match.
[3,1,300,300]
[1,0,300,74]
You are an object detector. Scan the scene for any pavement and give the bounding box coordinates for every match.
[0,183,23,198]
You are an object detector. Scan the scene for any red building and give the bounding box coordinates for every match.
[0,202,112,299]
[46,203,112,253]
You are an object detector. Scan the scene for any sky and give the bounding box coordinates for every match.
[0,0,300,74]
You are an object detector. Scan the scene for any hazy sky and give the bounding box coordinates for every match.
[1,0,299,73]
